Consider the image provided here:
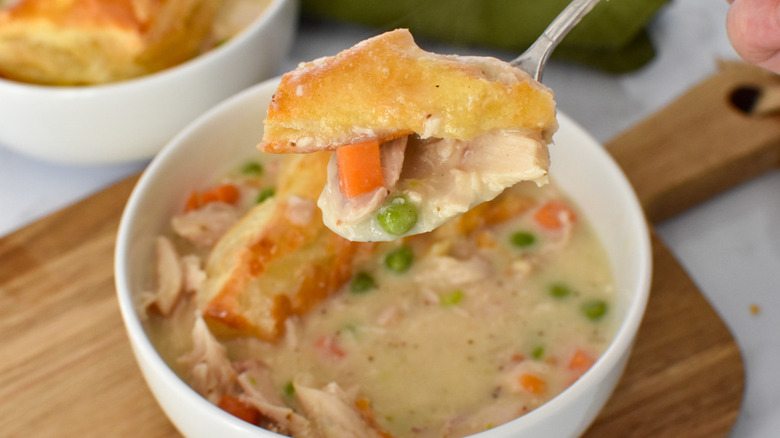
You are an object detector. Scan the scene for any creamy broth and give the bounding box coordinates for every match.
[143,155,615,438]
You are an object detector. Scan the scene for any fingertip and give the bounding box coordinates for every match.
[726,0,780,73]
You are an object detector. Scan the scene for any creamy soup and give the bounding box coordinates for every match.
[141,153,615,438]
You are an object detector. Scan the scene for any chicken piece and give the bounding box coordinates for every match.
[140,236,184,316]
[235,361,315,437]
[319,131,549,241]
[294,382,386,438]
[0,0,221,85]
[181,254,206,295]
[178,317,237,404]
[199,152,375,341]
[172,201,240,248]
[257,29,557,242]
[412,255,492,290]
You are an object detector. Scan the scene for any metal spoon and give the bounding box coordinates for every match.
[511,0,602,81]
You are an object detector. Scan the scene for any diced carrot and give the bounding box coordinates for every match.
[533,200,576,230]
[336,140,384,198]
[184,192,201,211]
[568,349,596,371]
[184,183,240,212]
[510,353,526,363]
[518,373,546,395]
[203,184,240,204]
[217,394,260,425]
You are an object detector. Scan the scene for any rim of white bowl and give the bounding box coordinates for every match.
[116,78,653,437]
[0,0,291,95]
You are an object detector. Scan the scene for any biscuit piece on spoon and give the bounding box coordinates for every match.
[259,29,557,242]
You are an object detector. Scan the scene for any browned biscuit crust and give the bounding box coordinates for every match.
[0,0,219,85]
[260,28,557,154]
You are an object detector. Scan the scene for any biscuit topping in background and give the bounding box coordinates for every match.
[0,0,269,85]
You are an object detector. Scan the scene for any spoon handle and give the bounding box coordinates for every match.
[511,0,602,81]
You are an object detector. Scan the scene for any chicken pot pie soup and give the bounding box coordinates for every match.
[258,29,557,242]
[140,148,616,438]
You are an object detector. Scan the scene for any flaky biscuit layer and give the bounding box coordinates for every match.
[260,28,557,154]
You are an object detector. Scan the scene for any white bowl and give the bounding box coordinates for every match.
[0,0,297,165]
[115,77,653,438]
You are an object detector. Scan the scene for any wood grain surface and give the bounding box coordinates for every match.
[2,62,777,437]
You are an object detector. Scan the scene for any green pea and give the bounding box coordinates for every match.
[377,196,418,235]
[339,323,359,337]
[242,161,264,176]
[256,187,275,203]
[510,231,536,247]
[351,272,377,294]
[283,381,295,398]
[582,299,608,321]
[531,345,545,360]
[440,289,464,306]
[549,283,571,299]
[385,245,414,273]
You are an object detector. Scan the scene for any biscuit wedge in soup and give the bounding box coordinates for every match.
[258,28,557,242]
[198,152,375,341]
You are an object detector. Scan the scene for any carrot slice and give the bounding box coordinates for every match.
[203,184,240,205]
[217,394,260,424]
[518,373,546,395]
[336,140,384,198]
[533,200,576,230]
[184,183,240,212]
[568,349,596,371]
[184,192,201,212]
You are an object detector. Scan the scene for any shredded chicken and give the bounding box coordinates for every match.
[178,317,237,403]
[319,130,549,241]
[235,361,315,437]
[285,196,317,226]
[506,255,537,279]
[140,236,184,316]
[181,254,206,295]
[413,255,492,289]
[139,240,206,317]
[172,201,240,247]
[294,382,385,438]
[380,136,408,188]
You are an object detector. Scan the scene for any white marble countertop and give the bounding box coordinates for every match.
[1,0,777,436]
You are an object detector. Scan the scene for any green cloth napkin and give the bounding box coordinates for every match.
[301,0,671,73]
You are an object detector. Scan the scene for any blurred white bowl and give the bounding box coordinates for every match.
[0,0,297,165]
[115,77,652,438]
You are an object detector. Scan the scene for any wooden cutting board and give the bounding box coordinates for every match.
[1,61,777,437]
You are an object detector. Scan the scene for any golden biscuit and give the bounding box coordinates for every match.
[0,0,219,85]
[259,28,557,153]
